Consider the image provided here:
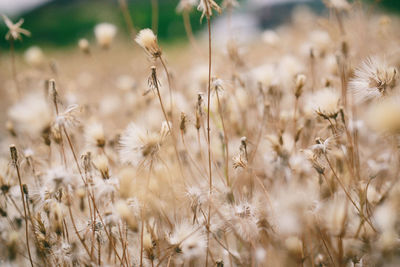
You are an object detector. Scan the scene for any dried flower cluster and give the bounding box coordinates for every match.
[1,0,400,266]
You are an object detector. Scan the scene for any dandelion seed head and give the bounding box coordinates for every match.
[2,15,31,41]
[78,38,90,53]
[24,46,44,67]
[94,23,117,48]
[306,88,340,118]
[135,29,161,58]
[8,93,52,136]
[169,222,206,260]
[85,121,106,148]
[119,122,161,166]
[349,57,398,103]
[55,104,80,129]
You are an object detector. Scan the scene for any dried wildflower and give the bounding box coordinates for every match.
[45,166,74,190]
[229,201,260,242]
[24,46,44,67]
[115,200,138,231]
[233,137,248,169]
[169,222,206,260]
[54,104,80,129]
[85,121,106,148]
[94,22,117,49]
[119,122,162,166]
[2,15,30,41]
[349,57,398,103]
[135,29,161,58]
[92,154,110,179]
[177,0,197,12]
[8,93,52,135]
[232,153,247,169]
[294,74,306,98]
[78,38,90,54]
[197,0,221,21]
[180,112,187,133]
[308,88,340,119]
[211,76,225,94]
[311,137,333,155]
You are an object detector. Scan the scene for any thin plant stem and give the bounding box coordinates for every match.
[151,0,158,34]
[215,90,230,186]
[182,10,202,54]
[159,56,173,114]
[10,146,34,267]
[140,214,144,267]
[151,66,184,176]
[9,39,21,98]
[66,192,93,261]
[324,153,376,232]
[205,14,213,267]
[118,0,136,38]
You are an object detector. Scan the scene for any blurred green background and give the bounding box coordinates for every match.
[0,0,397,51]
[0,0,204,50]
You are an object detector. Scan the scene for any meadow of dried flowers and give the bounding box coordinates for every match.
[1,0,400,266]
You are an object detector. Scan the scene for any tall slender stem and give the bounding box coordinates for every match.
[9,39,21,98]
[151,67,184,176]
[10,146,34,267]
[159,56,173,114]
[151,0,159,34]
[215,90,230,186]
[118,0,136,38]
[182,10,202,54]
[205,15,213,267]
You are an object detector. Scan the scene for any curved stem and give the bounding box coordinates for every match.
[118,0,136,38]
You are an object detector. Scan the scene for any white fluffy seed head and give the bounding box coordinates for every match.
[8,93,52,136]
[115,200,138,231]
[135,28,161,57]
[92,154,110,179]
[94,23,117,48]
[85,121,106,148]
[349,57,398,103]
[119,122,161,166]
[169,222,206,260]
[306,87,340,118]
[24,46,44,67]
[78,38,90,53]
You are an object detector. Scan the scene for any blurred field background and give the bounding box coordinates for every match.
[0,0,397,51]
[0,0,393,136]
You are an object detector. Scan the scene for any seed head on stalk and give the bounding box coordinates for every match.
[2,15,31,41]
